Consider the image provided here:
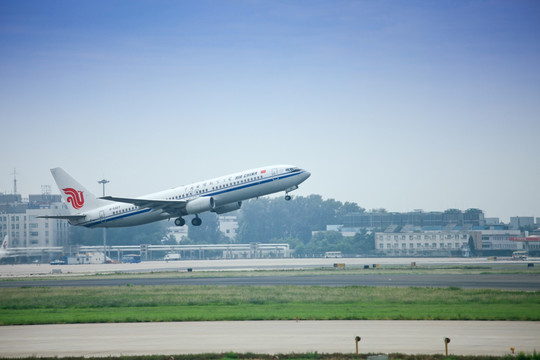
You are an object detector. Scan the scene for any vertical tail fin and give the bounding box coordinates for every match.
[1,235,7,254]
[50,168,107,214]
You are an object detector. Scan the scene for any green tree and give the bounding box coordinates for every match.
[468,235,476,256]
[293,230,375,257]
[337,201,365,217]
[294,231,343,257]
[161,234,178,245]
[236,195,353,244]
[350,230,375,252]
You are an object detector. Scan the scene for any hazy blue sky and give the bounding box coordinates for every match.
[1,0,539,222]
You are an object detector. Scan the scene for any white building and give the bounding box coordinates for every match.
[218,215,238,240]
[66,252,105,264]
[0,202,70,248]
[166,226,188,243]
[481,229,523,251]
[375,229,474,256]
[222,243,291,259]
[485,218,500,225]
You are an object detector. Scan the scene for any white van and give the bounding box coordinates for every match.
[164,253,181,261]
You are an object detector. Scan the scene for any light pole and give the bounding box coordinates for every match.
[98,179,109,197]
[98,179,109,263]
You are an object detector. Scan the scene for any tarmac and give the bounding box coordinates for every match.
[1,258,539,357]
[1,256,538,277]
[1,320,539,357]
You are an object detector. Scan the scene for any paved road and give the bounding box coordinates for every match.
[1,273,539,290]
[1,320,538,357]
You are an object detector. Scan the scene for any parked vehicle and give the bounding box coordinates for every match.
[164,252,181,261]
[122,254,141,263]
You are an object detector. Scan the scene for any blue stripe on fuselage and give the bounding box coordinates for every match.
[82,208,153,228]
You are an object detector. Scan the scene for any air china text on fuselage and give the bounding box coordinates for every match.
[39,165,310,228]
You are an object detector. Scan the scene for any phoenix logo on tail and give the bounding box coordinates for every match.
[62,188,85,209]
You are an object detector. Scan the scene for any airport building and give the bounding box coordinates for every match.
[343,208,485,229]
[481,229,523,251]
[509,216,536,230]
[485,217,500,225]
[222,242,291,259]
[509,235,540,252]
[375,226,479,256]
[0,193,26,214]
[1,191,70,248]
[0,196,70,248]
[375,225,526,256]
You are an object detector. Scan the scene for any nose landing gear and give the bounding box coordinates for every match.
[284,185,298,201]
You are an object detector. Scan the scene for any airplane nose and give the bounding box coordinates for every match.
[302,171,311,180]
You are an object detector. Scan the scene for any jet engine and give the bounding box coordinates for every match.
[185,197,215,214]
[212,201,242,214]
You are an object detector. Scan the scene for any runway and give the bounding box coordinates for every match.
[1,273,539,290]
[1,320,538,357]
[1,257,538,290]
[1,256,538,277]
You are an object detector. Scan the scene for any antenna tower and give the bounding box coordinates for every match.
[11,168,18,194]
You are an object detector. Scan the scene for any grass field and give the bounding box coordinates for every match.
[1,285,539,325]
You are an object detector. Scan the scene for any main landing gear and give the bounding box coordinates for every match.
[174,216,202,227]
[191,215,202,226]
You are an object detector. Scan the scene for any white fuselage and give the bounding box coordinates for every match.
[73,165,310,228]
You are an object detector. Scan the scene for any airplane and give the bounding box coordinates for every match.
[0,235,64,259]
[0,235,19,259]
[0,235,9,259]
[39,165,310,228]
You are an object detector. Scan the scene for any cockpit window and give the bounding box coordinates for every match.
[286,167,301,172]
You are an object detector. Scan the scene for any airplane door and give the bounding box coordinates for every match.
[272,168,278,180]
[99,210,105,218]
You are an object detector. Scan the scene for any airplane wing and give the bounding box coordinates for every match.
[37,215,86,220]
[100,196,187,214]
